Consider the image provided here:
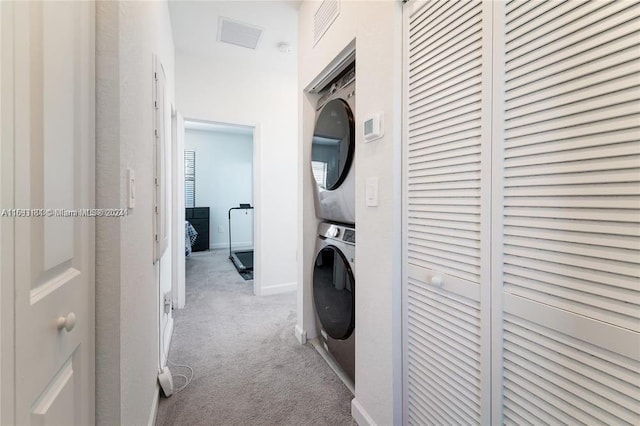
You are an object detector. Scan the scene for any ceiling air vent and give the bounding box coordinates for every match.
[218,17,263,50]
[314,0,340,46]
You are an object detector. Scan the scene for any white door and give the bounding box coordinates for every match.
[402,1,492,424]
[494,1,640,423]
[403,0,640,424]
[2,2,95,425]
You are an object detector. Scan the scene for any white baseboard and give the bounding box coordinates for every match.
[210,242,253,250]
[294,324,307,344]
[162,316,174,366]
[258,281,296,296]
[352,398,376,426]
[148,383,160,426]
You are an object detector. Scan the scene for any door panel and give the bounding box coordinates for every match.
[403,0,492,424]
[403,0,639,424]
[496,1,640,423]
[9,1,95,424]
[42,1,75,270]
[31,359,75,426]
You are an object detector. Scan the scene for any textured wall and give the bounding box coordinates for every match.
[95,2,122,424]
[95,1,175,424]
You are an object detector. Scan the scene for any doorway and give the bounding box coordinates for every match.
[181,119,257,292]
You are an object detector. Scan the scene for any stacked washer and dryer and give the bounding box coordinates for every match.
[311,65,356,387]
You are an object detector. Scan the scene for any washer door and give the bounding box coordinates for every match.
[311,98,355,191]
[313,245,355,340]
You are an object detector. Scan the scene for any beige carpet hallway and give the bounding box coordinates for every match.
[156,250,354,425]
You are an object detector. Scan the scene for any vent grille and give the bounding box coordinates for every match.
[314,0,340,45]
[218,17,263,50]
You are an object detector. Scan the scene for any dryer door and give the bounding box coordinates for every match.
[313,245,355,340]
[311,98,355,191]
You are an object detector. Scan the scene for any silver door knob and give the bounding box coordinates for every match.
[57,312,76,332]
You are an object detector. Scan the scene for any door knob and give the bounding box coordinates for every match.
[57,312,76,332]
[431,275,443,287]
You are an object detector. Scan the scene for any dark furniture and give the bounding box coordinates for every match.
[185,207,210,252]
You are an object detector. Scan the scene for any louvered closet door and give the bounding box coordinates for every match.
[403,1,492,424]
[495,1,640,424]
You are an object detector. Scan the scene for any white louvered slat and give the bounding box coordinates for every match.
[505,1,602,52]
[503,313,640,425]
[404,1,490,423]
[406,278,482,425]
[497,1,640,424]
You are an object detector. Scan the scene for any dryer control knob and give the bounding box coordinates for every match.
[330,227,340,238]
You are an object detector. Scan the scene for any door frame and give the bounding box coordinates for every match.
[177,118,261,297]
[171,108,186,309]
[0,3,16,424]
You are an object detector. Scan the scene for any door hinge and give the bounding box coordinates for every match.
[155,129,159,137]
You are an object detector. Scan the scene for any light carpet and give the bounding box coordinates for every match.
[156,250,354,426]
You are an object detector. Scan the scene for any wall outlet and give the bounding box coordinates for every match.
[163,291,172,314]
[218,225,224,233]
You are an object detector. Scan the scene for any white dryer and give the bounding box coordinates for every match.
[311,68,355,225]
[313,222,355,385]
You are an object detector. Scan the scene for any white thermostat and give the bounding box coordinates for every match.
[363,113,384,142]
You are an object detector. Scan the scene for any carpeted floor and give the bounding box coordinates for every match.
[156,250,354,426]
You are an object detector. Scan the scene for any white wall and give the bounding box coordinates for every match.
[175,47,298,295]
[298,2,403,425]
[185,128,254,249]
[96,1,175,425]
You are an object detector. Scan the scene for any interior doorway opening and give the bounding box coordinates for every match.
[181,119,257,290]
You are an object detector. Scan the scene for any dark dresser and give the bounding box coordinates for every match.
[185,207,210,252]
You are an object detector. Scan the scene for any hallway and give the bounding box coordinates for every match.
[156,250,353,425]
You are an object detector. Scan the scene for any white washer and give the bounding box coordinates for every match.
[313,222,355,385]
[311,69,355,225]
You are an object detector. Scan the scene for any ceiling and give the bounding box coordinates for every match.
[168,0,299,73]
[184,119,254,135]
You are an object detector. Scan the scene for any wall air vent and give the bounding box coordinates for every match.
[314,0,340,46]
[218,17,263,50]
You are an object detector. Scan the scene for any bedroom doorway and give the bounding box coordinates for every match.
[181,119,257,292]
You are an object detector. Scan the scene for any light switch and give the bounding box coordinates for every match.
[127,168,136,208]
[366,177,379,207]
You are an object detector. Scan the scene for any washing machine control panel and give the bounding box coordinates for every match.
[319,222,355,245]
[342,229,355,244]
